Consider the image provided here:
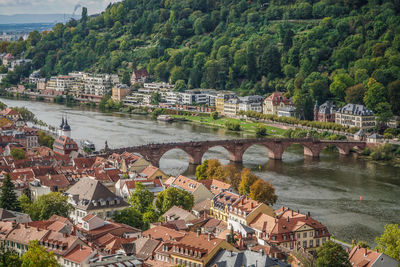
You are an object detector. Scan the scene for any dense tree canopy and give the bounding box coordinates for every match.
[19,192,73,221]
[21,241,59,267]
[1,0,400,115]
[316,240,351,267]
[375,224,400,262]
[155,187,194,214]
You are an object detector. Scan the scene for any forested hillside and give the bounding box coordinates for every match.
[1,0,400,119]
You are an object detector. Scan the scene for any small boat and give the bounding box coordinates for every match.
[81,140,96,151]
[157,115,174,122]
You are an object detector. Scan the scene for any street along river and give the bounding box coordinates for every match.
[2,98,399,245]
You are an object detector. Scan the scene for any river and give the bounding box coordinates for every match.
[2,98,400,245]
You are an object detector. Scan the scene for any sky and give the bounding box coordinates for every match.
[0,0,121,15]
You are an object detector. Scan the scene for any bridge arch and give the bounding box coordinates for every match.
[281,142,321,159]
[157,147,196,167]
[201,145,237,164]
[241,143,271,166]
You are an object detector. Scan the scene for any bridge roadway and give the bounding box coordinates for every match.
[101,138,366,167]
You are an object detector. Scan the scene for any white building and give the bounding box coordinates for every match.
[238,95,264,113]
[335,104,376,129]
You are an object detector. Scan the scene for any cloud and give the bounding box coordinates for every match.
[0,0,119,15]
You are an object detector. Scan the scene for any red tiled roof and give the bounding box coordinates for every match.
[73,157,96,170]
[171,175,200,193]
[348,246,381,267]
[1,108,20,116]
[141,165,161,178]
[264,92,291,106]
[63,244,93,264]
[199,179,232,195]
[143,225,185,242]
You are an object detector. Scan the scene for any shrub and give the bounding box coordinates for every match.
[211,111,218,120]
[225,121,241,131]
[256,124,267,137]
[384,133,394,139]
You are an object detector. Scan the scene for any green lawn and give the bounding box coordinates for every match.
[172,114,287,137]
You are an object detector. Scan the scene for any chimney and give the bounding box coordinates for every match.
[307,211,311,217]
[291,209,294,216]
[208,233,211,241]
[241,198,244,205]
[286,217,289,222]
[197,229,200,237]
[305,214,308,220]
[251,202,254,209]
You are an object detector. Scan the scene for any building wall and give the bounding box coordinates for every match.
[335,113,376,129]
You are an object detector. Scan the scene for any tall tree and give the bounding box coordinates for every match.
[0,174,20,212]
[345,84,366,104]
[364,78,387,112]
[388,80,400,115]
[316,240,351,267]
[249,179,277,205]
[246,42,257,82]
[293,87,314,120]
[238,168,258,195]
[260,45,281,80]
[22,192,72,221]
[155,187,194,214]
[112,207,144,229]
[128,183,154,214]
[21,241,59,267]
[375,224,400,262]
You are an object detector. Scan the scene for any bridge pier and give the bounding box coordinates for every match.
[304,147,320,158]
[268,150,283,160]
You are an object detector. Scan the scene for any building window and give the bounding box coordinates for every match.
[297,233,300,238]
[310,231,313,237]
[303,232,307,238]
[309,240,313,247]
[316,239,320,246]
[303,241,307,248]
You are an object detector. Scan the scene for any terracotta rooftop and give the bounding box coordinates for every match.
[348,246,382,267]
[63,244,94,264]
[171,175,201,193]
[143,225,185,242]
[199,179,232,195]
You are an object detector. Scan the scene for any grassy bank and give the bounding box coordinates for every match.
[171,114,287,137]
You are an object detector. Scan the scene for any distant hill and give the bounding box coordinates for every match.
[0,14,80,24]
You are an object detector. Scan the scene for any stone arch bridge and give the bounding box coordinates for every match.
[103,138,366,167]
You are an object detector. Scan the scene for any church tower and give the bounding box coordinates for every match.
[58,117,65,136]
[62,117,71,138]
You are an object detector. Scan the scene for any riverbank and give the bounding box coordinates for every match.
[171,114,287,137]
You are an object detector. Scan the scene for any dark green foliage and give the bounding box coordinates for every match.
[155,187,194,215]
[225,121,241,131]
[112,207,145,230]
[10,148,25,160]
[256,124,267,138]
[0,242,21,267]
[19,192,73,221]
[0,174,21,212]
[211,111,218,120]
[316,240,351,267]
[0,0,399,115]
[38,131,54,148]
